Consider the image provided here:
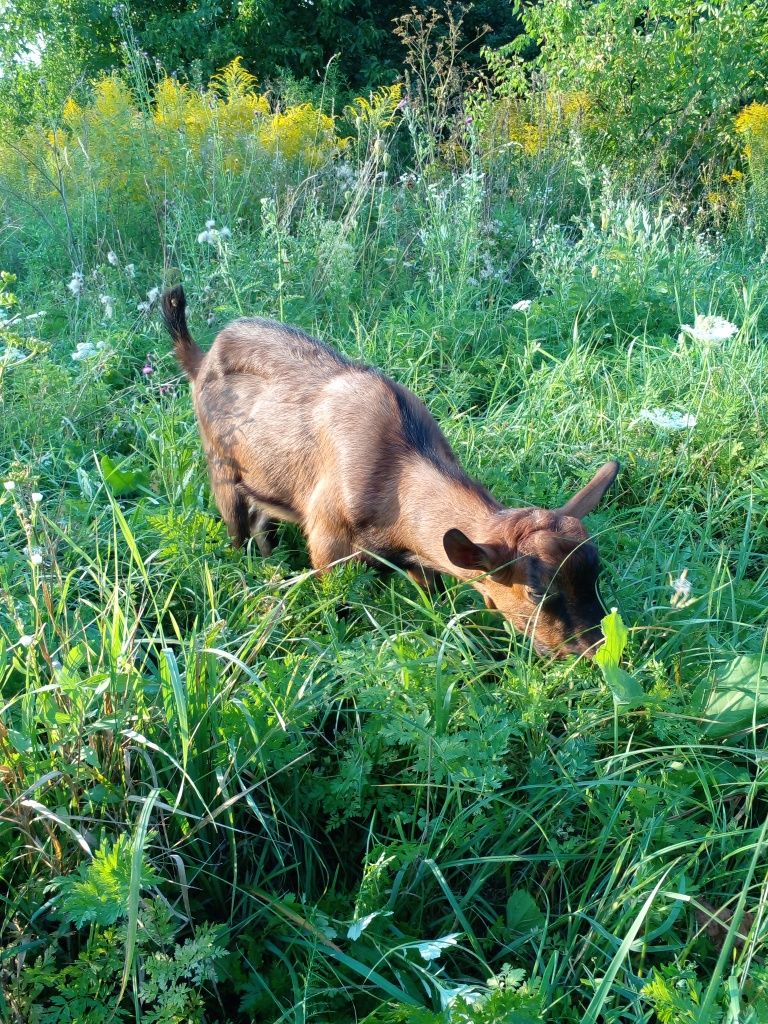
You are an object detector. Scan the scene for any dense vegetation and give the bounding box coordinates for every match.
[2,2,768,1021]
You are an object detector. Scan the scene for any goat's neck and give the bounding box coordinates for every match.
[399,461,501,576]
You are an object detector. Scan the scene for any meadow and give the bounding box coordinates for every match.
[2,4,768,1021]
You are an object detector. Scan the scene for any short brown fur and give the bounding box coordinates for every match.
[161,285,619,658]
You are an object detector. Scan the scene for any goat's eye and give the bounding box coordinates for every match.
[526,587,554,604]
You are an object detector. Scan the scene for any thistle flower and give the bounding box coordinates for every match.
[31,492,43,503]
[29,549,43,566]
[198,224,231,245]
[107,251,119,266]
[99,294,114,319]
[669,569,694,608]
[3,480,16,491]
[138,287,160,313]
[67,272,84,297]
[18,634,34,647]
[125,263,136,278]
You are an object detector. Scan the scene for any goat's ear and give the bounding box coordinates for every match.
[443,529,499,572]
[560,460,620,519]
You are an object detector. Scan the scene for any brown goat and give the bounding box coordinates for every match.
[161,286,619,658]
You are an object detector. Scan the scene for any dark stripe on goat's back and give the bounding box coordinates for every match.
[392,386,467,482]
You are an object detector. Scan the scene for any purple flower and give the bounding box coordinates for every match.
[142,362,154,377]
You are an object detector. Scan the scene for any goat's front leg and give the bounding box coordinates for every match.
[307,525,355,572]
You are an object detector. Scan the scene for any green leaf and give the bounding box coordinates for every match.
[99,454,149,496]
[594,609,644,705]
[55,831,158,927]
[692,654,768,738]
[506,890,545,936]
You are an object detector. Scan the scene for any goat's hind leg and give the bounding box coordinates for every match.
[209,469,250,548]
[249,507,278,557]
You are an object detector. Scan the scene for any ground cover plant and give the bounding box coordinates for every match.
[1,3,768,1021]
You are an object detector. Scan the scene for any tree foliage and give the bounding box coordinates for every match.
[0,0,521,125]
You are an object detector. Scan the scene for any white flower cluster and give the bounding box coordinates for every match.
[71,340,106,361]
[632,408,697,430]
[511,299,532,313]
[99,294,114,319]
[197,219,232,245]
[0,345,26,364]
[680,315,738,344]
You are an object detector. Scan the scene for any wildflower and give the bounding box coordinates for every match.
[0,346,25,364]
[142,354,154,377]
[511,299,532,313]
[99,294,114,319]
[735,102,768,137]
[591,265,599,278]
[197,225,231,245]
[72,342,96,360]
[669,569,694,608]
[138,287,160,313]
[67,271,84,297]
[18,634,34,647]
[396,98,408,112]
[125,263,136,278]
[680,315,738,344]
[632,408,697,430]
[30,549,43,566]
[31,492,43,503]
[4,480,16,491]
[107,250,119,266]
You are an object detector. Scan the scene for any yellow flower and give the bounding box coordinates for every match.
[344,84,403,133]
[722,169,744,185]
[259,104,338,167]
[735,102,768,138]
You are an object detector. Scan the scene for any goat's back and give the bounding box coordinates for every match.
[189,318,465,530]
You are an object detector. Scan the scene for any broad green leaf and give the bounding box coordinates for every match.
[595,609,644,705]
[99,454,149,496]
[692,654,768,738]
[506,890,545,936]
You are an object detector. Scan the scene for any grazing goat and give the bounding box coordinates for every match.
[161,286,619,657]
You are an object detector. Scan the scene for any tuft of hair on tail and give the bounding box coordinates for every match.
[161,285,204,380]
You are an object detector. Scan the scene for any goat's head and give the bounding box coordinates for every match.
[443,461,619,658]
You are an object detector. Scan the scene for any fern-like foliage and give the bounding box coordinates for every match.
[55,834,158,927]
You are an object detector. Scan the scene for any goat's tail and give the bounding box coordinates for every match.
[161,285,204,380]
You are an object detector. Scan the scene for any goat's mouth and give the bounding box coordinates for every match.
[534,628,604,660]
